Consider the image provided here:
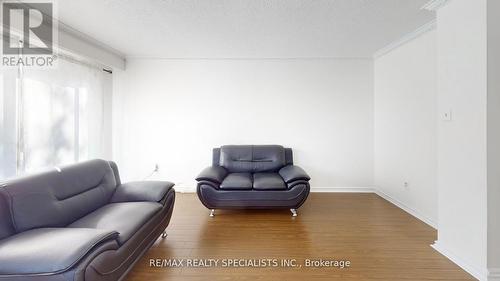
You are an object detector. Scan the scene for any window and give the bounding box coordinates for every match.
[1,52,111,178]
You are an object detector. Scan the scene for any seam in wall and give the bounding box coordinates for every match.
[2,187,19,233]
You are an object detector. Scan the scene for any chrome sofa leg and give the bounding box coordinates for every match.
[161,230,168,238]
[209,209,215,217]
[290,209,298,217]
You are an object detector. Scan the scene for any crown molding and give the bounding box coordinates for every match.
[3,1,126,69]
[421,0,453,11]
[125,56,372,60]
[57,23,126,60]
[15,1,125,59]
[373,19,436,59]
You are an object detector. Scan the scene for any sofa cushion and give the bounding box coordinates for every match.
[219,173,253,190]
[220,145,285,173]
[1,159,117,232]
[0,228,118,275]
[253,173,287,190]
[68,202,161,245]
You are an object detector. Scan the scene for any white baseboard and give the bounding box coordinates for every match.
[175,186,375,193]
[431,240,486,280]
[489,268,500,281]
[175,183,487,281]
[174,186,196,193]
[311,187,374,193]
[373,188,437,229]
[176,185,435,230]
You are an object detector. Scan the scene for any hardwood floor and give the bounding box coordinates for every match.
[126,193,475,281]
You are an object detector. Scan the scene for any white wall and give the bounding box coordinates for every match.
[434,0,488,279]
[374,30,438,227]
[113,59,374,191]
[487,0,500,278]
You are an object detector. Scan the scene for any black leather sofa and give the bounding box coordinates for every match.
[0,159,175,281]
[196,145,310,216]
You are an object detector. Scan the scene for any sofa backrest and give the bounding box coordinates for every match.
[0,190,15,240]
[213,146,293,167]
[0,159,118,233]
[217,145,289,173]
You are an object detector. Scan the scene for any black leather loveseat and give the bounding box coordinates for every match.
[0,159,175,281]
[196,145,310,217]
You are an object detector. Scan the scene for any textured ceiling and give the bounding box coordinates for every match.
[57,0,434,58]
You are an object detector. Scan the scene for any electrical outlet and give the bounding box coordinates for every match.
[442,109,452,121]
[404,182,409,188]
[154,164,159,172]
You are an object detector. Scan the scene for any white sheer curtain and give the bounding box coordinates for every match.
[0,56,111,177]
[0,68,19,179]
[19,58,109,174]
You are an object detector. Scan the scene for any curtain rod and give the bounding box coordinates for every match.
[54,51,113,74]
[1,32,113,74]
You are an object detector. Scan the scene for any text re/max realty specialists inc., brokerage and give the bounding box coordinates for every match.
[150,258,351,269]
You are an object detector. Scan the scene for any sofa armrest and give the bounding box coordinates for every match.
[0,228,119,276]
[286,179,310,189]
[195,166,228,184]
[279,165,311,183]
[197,180,220,190]
[111,181,175,203]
